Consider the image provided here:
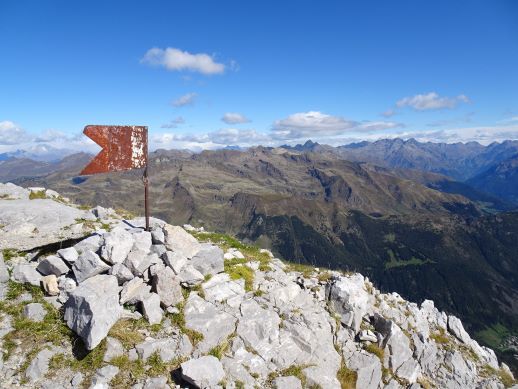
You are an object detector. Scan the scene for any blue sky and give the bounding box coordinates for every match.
[1,0,518,153]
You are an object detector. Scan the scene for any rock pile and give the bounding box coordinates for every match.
[0,183,517,389]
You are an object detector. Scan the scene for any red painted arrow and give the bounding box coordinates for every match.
[80,125,148,175]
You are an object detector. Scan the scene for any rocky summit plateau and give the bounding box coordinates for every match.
[0,183,517,389]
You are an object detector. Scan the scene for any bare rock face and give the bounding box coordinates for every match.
[23,302,47,322]
[0,252,10,283]
[72,250,110,283]
[190,244,224,276]
[141,292,163,325]
[13,263,42,286]
[326,274,371,333]
[101,226,134,265]
[163,225,201,258]
[180,356,225,388]
[0,192,93,250]
[37,255,70,276]
[151,266,183,307]
[64,274,122,350]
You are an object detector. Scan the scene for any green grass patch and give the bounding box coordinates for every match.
[108,319,147,349]
[284,262,315,278]
[225,259,254,292]
[2,248,25,262]
[364,343,384,361]
[384,249,433,269]
[430,327,450,345]
[476,323,511,350]
[191,231,272,271]
[29,190,47,200]
[337,359,357,389]
[167,301,204,346]
[208,338,230,360]
[0,281,74,366]
[267,364,309,387]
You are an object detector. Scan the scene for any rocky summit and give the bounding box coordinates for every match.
[0,183,517,389]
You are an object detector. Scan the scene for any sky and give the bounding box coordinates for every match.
[1,0,518,154]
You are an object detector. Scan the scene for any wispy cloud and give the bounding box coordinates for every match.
[396,92,470,111]
[271,111,402,140]
[34,129,68,143]
[154,128,268,146]
[161,116,185,129]
[221,113,250,124]
[141,47,225,75]
[172,93,197,107]
[0,121,30,145]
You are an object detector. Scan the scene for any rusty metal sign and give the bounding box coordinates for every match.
[80,125,151,230]
[80,125,148,175]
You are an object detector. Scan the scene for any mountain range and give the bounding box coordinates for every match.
[2,138,518,370]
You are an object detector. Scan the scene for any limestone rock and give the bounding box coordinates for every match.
[163,250,188,274]
[120,277,151,305]
[57,247,79,264]
[177,264,205,286]
[448,315,471,344]
[132,231,152,253]
[41,275,59,296]
[152,266,184,307]
[184,294,237,353]
[103,337,124,362]
[109,263,134,285]
[347,351,382,389]
[273,376,303,389]
[25,348,56,382]
[136,336,192,362]
[141,292,163,325]
[91,365,119,386]
[37,255,70,276]
[143,376,168,389]
[151,227,165,244]
[0,197,92,250]
[74,234,103,255]
[64,275,122,350]
[0,252,10,283]
[327,274,370,333]
[72,250,110,283]
[180,356,225,388]
[124,250,152,277]
[13,263,42,286]
[101,226,134,264]
[23,302,46,322]
[163,225,201,258]
[190,244,224,276]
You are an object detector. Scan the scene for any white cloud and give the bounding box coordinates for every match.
[34,129,67,142]
[271,111,402,140]
[357,121,403,132]
[172,93,197,107]
[382,109,395,118]
[141,47,225,75]
[396,92,470,111]
[207,128,268,145]
[161,116,185,129]
[271,111,358,140]
[221,113,250,124]
[153,128,269,147]
[498,116,518,124]
[0,121,30,145]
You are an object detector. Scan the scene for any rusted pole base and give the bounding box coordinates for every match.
[143,166,150,231]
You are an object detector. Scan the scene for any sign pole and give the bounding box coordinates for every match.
[143,165,150,232]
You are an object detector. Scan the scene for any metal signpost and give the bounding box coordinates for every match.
[80,125,151,231]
